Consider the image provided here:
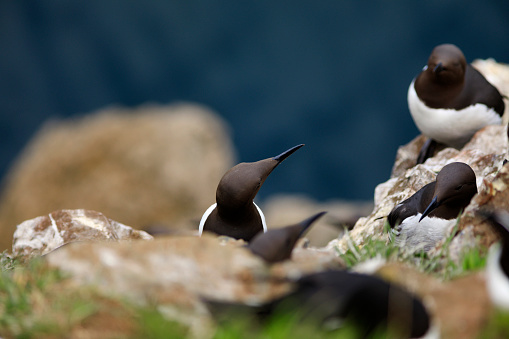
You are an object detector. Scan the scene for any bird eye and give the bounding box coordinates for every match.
[455,185,463,190]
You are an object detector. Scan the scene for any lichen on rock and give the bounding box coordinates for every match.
[12,209,153,257]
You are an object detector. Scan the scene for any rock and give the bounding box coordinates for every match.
[391,135,447,178]
[45,233,344,337]
[262,194,373,247]
[392,124,506,179]
[327,125,507,255]
[376,263,491,339]
[12,209,153,257]
[0,103,235,251]
[454,163,509,251]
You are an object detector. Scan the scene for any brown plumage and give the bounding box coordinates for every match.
[248,211,326,263]
[199,144,304,241]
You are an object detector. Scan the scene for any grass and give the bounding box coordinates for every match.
[478,309,509,338]
[211,306,398,339]
[133,308,190,339]
[0,251,188,338]
[0,251,374,339]
[0,250,425,339]
[209,223,495,339]
[0,221,498,339]
[337,217,488,280]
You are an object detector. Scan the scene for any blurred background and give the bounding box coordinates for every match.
[1,0,508,203]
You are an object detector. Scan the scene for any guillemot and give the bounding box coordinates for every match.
[199,144,304,241]
[408,44,505,163]
[388,162,477,252]
[482,210,509,310]
[204,270,431,337]
[248,211,326,263]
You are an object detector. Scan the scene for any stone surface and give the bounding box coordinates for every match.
[12,209,153,257]
[327,125,508,255]
[262,194,372,247]
[390,134,446,179]
[0,103,235,251]
[45,234,344,337]
[454,163,509,251]
[377,263,491,339]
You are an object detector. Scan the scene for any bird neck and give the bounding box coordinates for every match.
[415,73,464,108]
[217,201,258,222]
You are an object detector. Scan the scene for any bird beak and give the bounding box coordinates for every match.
[273,144,304,162]
[419,196,440,222]
[298,211,327,236]
[433,62,444,73]
[243,143,304,198]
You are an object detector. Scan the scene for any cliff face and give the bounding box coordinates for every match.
[328,124,508,256]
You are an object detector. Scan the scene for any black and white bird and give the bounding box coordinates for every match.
[388,162,477,252]
[199,144,304,241]
[482,210,509,310]
[408,44,505,163]
[204,270,431,338]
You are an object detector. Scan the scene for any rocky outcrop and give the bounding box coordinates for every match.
[9,207,343,336]
[12,209,153,257]
[0,103,235,251]
[45,233,344,337]
[324,61,509,256]
[327,125,508,256]
[5,59,509,338]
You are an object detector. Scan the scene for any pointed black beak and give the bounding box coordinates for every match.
[419,196,440,222]
[298,211,327,236]
[433,62,444,73]
[273,144,304,162]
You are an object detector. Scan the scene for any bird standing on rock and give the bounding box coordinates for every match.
[388,162,477,252]
[199,144,304,241]
[248,211,326,263]
[408,44,505,163]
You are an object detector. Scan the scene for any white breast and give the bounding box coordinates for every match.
[408,81,502,149]
[392,213,456,252]
[486,243,509,310]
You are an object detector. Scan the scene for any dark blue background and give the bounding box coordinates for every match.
[1,1,508,201]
